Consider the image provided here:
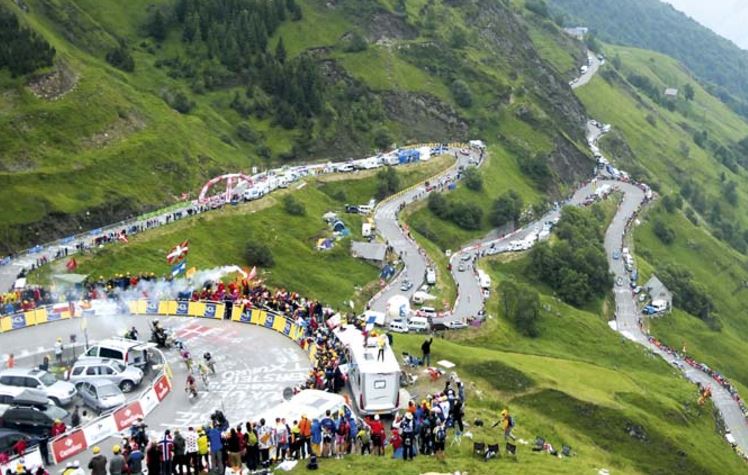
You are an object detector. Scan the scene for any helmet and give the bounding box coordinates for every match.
[113,444,121,454]
[92,446,101,454]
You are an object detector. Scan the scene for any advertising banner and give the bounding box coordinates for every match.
[51,429,87,464]
[113,401,145,431]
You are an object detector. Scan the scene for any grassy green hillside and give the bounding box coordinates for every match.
[0,0,594,253]
[570,44,748,391]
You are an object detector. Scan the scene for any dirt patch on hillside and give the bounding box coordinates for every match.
[27,61,79,101]
[80,111,147,149]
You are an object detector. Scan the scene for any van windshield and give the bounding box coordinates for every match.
[113,362,127,372]
[38,373,57,387]
[44,405,68,420]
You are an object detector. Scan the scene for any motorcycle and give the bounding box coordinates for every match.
[149,320,174,349]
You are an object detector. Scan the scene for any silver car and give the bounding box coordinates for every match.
[68,358,143,393]
[75,380,126,413]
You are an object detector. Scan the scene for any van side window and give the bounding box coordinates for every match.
[99,348,123,360]
[373,380,386,389]
[72,367,84,376]
[86,347,98,356]
[86,367,98,375]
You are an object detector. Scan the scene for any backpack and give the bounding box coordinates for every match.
[436,427,446,442]
[508,415,515,428]
[337,420,348,436]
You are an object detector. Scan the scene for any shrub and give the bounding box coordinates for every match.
[376,166,401,199]
[462,167,483,191]
[245,242,274,267]
[653,220,676,245]
[500,280,541,337]
[283,195,306,216]
[490,191,523,228]
[450,79,473,108]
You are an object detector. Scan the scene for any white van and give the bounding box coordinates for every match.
[80,338,151,369]
[254,390,353,425]
[425,267,436,285]
[357,204,373,215]
[388,319,409,333]
[407,316,430,333]
[334,325,401,415]
[417,306,436,319]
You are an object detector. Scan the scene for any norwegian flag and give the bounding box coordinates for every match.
[166,241,189,264]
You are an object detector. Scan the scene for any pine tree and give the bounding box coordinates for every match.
[150,10,167,42]
[275,36,287,64]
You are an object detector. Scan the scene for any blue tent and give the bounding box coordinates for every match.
[398,149,420,164]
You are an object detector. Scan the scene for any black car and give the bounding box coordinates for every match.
[0,428,40,454]
[344,204,359,213]
[0,403,69,436]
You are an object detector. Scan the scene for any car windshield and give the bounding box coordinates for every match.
[38,373,57,386]
[98,384,120,397]
[113,362,126,372]
[44,405,68,420]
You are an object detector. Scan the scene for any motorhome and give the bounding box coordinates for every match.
[425,267,437,285]
[334,325,401,415]
[254,390,355,426]
[407,316,430,333]
[478,270,491,289]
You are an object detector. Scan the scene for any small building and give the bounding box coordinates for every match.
[351,241,387,266]
[664,88,679,98]
[645,275,673,313]
[563,27,589,40]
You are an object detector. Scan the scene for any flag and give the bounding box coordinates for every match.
[185,267,197,278]
[118,232,129,244]
[171,261,187,277]
[247,266,257,281]
[166,241,189,264]
[364,313,377,332]
[66,258,77,271]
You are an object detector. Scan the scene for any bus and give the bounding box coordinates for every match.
[334,325,401,416]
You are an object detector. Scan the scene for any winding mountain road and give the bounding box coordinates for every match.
[367,52,748,454]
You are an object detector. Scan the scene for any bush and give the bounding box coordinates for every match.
[525,0,549,18]
[462,167,483,191]
[450,202,483,230]
[500,280,541,337]
[283,195,306,216]
[344,31,368,53]
[106,43,135,72]
[376,166,401,199]
[373,127,392,150]
[245,242,274,267]
[653,220,676,244]
[490,191,523,228]
[450,79,473,108]
[659,264,717,327]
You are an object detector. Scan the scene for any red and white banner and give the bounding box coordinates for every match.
[113,401,145,431]
[52,429,88,463]
[82,414,117,447]
[153,375,172,401]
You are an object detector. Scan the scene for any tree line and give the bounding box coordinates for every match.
[0,6,55,77]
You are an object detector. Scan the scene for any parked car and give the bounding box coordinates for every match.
[388,320,409,333]
[68,358,144,393]
[612,250,621,260]
[447,320,468,330]
[0,428,40,455]
[399,279,413,292]
[457,263,466,272]
[0,387,55,407]
[79,338,151,369]
[75,380,126,414]
[0,402,70,436]
[0,369,76,406]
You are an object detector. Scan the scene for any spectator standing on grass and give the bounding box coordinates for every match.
[368,415,385,456]
[310,418,322,456]
[298,414,311,458]
[226,428,241,473]
[257,419,273,469]
[172,429,185,475]
[245,422,259,472]
[492,409,516,441]
[421,337,433,367]
[401,412,415,461]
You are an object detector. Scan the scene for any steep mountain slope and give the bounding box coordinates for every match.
[549,0,748,118]
[0,0,593,253]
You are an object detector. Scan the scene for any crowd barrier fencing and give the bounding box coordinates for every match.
[0,303,78,333]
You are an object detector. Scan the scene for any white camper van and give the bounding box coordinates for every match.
[478,270,491,290]
[334,325,401,415]
[254,390,353,426]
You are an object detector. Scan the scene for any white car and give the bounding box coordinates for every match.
[447,320,468,329]
[0,369,77,406]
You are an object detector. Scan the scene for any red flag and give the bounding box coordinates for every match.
[118,233,129,244]
[166,241,189,264]
[66,258,77,271]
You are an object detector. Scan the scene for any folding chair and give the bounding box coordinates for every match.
[532,436,545,452]
[473,442,485,457]
[562,445,573,457]
[484,443,500,461]
[506,442,517,458]
[450,429,463,447]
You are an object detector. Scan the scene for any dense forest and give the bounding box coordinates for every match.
[0,5,55,76]
[550,0,748,119]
